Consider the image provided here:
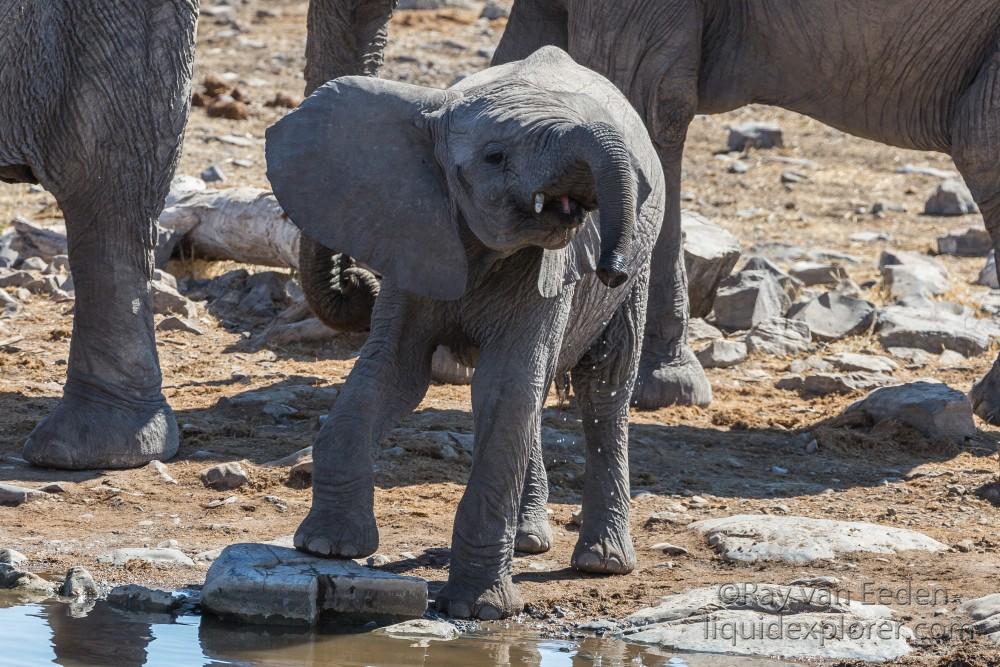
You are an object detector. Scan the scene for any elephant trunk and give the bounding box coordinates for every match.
[298,235,380,332]
[562,121,637,288]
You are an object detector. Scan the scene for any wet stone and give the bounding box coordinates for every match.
[202,543,427,626]
[690,515,947,564]
[0,567,56,598]
[843,381,976,442]
[108,584,181,614]
[624,583,910,662]
[60,566,100,598]
[378,618,459,640]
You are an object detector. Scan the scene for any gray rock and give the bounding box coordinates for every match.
[152,279,197,318]
[44,255,70,274]
[0,483,49,507]
[788,261,847,286]
[688,319,723,344]
[740,256,801,297]
[20,256,46,271]
[97,548,195,568]
[157,316,205,335]
[625,583,910,661]
[695,339,748,369]
[727,122,784,152]
[789,292,875,341]
[108,584,180,614]
[777,371,892,396]
[379,618,459,640]
[10,217,68,260]
[682,211,741,317]
[879,250,950,300]
[200,462,249,491]
[0,239,18,269]
[202,543,427,626]
[843,381,976,442]
[746,318,811,356]
[0,288,20,316]
[200,165,226,183]
[690,514,947,564]
[147,460,177,484]
[713,271,790,331]
[877,305,992,357]
[937,226,992,257]
[644,511,692,527]
[479,1,508,19]
[0,270,35,288]
[979,251,999,288]
[60,566,100,598]
[263,446,313,468]
[961,594,1000,621]
[827,352,898,374]
[0,567,56,598]
[0,549,27,566]
[286,460,313,489]
[924,179,979,216]
[897,164,959,180]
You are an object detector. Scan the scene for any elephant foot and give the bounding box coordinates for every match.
[632,342,712,410]
[514,515,553,554]
[435,574,523,620]
[294,504,379,558]
[970,357,1000,424]
[23,384,178,470]
[571,529,636,575]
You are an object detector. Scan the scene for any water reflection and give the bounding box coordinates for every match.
[0,598,799,667]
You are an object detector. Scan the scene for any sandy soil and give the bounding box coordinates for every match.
[2,2,1000,665]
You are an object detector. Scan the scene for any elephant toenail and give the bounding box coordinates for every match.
[447,601,471,619]
[307,537,332,555]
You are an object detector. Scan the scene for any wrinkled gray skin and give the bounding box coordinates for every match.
[494,0,1000,421]
[0,1,198,469]
[267,47,664,619]
[296,0,711,410]
[0,1,364,470]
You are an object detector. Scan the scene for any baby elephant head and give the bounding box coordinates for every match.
[266,47,651,300]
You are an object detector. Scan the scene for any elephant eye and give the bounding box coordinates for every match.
[483,146,506,165]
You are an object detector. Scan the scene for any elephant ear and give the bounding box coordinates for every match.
[266,77,467,301]
[536,216,601,298]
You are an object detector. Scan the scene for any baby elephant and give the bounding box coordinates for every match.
[266,47,663,620]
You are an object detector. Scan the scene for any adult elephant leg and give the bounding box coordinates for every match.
[632,147,712,409]
[299,0,398,334]
[954,47,1000,424]
[22,6,195,470]
[570,274,644,575]
[491,0,567,66]
[295,288,435,557]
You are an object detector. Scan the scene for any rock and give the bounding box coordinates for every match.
[826,352,898,374]
[379,618,459,640]
[695,339,748,369]
[108,584,180,614]
[650,543,689,556]
[879,250,950,300]
[740,256,801,297]
[788,292,876,341]
[0,549,27,566]
[10,217,68,260]
[877,305,992,357]
[200,165,226,183]
[728,160,750,174]
[148,460,177,484]
[625,583,910,662]
[746,318,811,356]
[0,483,49,507]
[690,514,947,564]
[0,239,18,269]
[20,256,46,271]
[157,316,205,335]
[727,122,784,152]
[286,460,313,489]
[60,566,100,598]
[961,594,1000,621]
[0,270,35,288]
[979,251,999,289]
[777,372,892,396]
[897,164,959,180]
[97,548,195,568]
[681,211,741,317]
[200,462,249,491]
[843,381,976,442]
[202,543,427,626]
[44,255,70,274]
[788,576,840,588]
[0,567,56,598]
[479,0,508,19]
[0,288,20,316]
[644,512,691,528]
[152,279,197,318]
[924,179,979,216]
[788,261,847,286]
[263,446,313,468]
[713,271,790,331]
[937,227,992,257]
[688,318,724,342]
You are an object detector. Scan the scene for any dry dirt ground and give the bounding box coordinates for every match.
[2,2,1000,665]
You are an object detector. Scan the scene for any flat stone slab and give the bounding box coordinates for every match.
[624,584,910,662]
[689,515,948,564]
[378,618,459,640]
[789,292,876,341]
[97,548,195,568]
[959,594,1000,644]
[878,305,992,357]
[202,543,427,626]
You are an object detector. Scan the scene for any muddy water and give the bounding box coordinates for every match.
[0,599,800,667]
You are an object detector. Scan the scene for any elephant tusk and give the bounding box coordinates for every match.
[534,193,545,214]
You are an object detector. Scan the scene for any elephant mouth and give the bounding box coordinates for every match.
[531,191,596,229]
